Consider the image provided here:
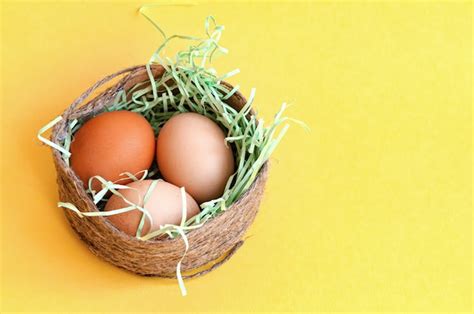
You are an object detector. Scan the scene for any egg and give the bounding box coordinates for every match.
[70,111,155,191]
[104,179,200,236]
[156,112,235,204]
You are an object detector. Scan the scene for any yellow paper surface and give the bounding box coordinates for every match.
[0,0,471,312]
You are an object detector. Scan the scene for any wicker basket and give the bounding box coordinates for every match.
[50,65,269,278]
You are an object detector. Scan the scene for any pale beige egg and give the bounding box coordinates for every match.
[156,112,235,204]
[104,179,200,236]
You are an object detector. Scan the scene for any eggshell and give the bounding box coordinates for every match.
[156,112,235,204]
[104,179,200,236]
[70,111,155,191]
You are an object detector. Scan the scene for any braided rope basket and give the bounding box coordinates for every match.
[50,64,269,278]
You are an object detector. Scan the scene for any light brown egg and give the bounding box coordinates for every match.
[104,179,200,236]
[70,111,155,191]
[156,112,235,204]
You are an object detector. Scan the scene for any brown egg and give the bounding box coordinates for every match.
[156,112,235,204]
[70,111,155,191]
[104,179,200,236]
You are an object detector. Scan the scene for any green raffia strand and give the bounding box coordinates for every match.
[41,14,305,239]
[136,179,159,238]
[87,174,154,224]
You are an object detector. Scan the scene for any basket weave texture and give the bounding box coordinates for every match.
[50,65,269,278]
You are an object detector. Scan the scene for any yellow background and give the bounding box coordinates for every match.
[1,0,472,312]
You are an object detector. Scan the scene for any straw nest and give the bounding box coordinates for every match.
[50,64,269,277]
